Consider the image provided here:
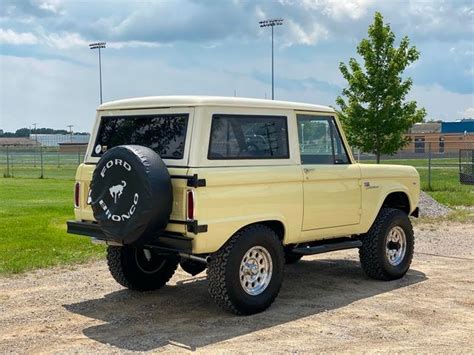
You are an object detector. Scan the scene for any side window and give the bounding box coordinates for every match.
[296,115,350,165]
[208,114,289,159]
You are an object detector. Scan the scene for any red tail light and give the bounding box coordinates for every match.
[74,182,80,208]
[187,190,195,220]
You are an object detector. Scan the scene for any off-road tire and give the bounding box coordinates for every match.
[284,252,303,264]
[359,208,414,281]
[207,225,285,315]
[107,246,178,291]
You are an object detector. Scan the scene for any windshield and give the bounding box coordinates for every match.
[92,113,189,159]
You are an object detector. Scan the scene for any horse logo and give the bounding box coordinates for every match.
[109,180,127,204]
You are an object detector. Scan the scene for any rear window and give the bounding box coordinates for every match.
[208,114,289,160]
[92,114,188,159]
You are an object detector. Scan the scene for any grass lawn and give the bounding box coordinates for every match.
[0,178,104,275]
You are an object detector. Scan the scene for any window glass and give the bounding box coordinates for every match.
[208,114,289,159]
[93,114,188,159]
[414,136,425,153]
[297,115,350,164]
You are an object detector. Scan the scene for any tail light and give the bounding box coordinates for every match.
[74,182,80,208]
[187,190,195,220]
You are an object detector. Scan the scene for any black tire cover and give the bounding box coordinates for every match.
[90,145,172,244]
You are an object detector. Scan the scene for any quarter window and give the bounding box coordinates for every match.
[208,114,289,159]
[296,115,350,164]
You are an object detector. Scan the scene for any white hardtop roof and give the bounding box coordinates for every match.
[98,95,335,113]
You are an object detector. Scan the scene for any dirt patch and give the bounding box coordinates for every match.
[1,222,473,353]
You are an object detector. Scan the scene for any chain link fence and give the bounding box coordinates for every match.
[1,146,85,179]
[459,149,474,185]
[355,141,474,191]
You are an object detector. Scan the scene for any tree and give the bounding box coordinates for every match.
[336,12,426,163]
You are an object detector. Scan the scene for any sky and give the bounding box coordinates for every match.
[0,0,473,132]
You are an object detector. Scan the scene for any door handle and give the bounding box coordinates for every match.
[303,168,315,174]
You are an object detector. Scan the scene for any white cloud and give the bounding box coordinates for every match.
[409,84,474,121]
[36,0,63,15]
[285,20,329,46]
[0,55,97,132]
[301,0,375,20]
[0,27,172,50]
[42,32,88,49]
[0,28,38,44]
[462,108,474,119]
[106,41,165,49]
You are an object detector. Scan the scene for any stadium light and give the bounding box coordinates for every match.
[259,18,284,100]
[89,42,106,104]
[67,125,74,143]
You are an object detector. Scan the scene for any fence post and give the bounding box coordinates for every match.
[5,146,10,178]
[10,148,13,177]
[428,142,432,191]
[57,149,60,168]
[40,146,44,179]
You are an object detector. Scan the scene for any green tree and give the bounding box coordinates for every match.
[336,12,426,163]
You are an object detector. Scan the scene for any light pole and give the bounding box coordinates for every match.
[67,125,74,142]
[89,42,106,104]
[259,18,284,100]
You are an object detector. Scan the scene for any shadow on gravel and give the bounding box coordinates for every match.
[64,258,426,351]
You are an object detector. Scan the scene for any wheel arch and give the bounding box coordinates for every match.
[361,188,414,235]
[381,191,411,215]
[234,219,286,242]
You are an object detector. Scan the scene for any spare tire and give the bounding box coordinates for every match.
[90,145,172,244]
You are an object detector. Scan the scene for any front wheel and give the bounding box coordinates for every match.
[359,208,414,281]
[107,246,178,291]
[207,225,285,315]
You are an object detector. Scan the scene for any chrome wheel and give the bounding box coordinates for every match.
[385,226,407,266]
[239,246,273,296]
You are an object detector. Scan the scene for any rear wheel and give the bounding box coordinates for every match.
[207,225,285,315]
[107,246,178,291]
[359,208,414,281]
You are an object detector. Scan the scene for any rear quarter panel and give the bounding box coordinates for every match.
[189,166,303,253]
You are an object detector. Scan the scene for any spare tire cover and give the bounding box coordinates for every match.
[90,145,172,244]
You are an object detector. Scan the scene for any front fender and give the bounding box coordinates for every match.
[359,181,419,233]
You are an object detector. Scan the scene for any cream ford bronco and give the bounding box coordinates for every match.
[68,96,420,315]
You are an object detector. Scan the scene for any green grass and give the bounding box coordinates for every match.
[0,178,104,275]
[365,158,474,207]
[1,150,80,179]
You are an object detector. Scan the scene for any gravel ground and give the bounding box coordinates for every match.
[418,191,452,217]
[1,222,473,353]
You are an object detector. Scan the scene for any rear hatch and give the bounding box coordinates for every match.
[75,107,195,234]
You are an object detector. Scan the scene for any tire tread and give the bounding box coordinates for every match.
[106,246,178,291]
[207,224,284,315]
[359,208,414,281]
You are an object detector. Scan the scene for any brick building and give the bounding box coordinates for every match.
[403,120,474,155]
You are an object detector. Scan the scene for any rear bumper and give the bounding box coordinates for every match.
[67,220,193,253]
